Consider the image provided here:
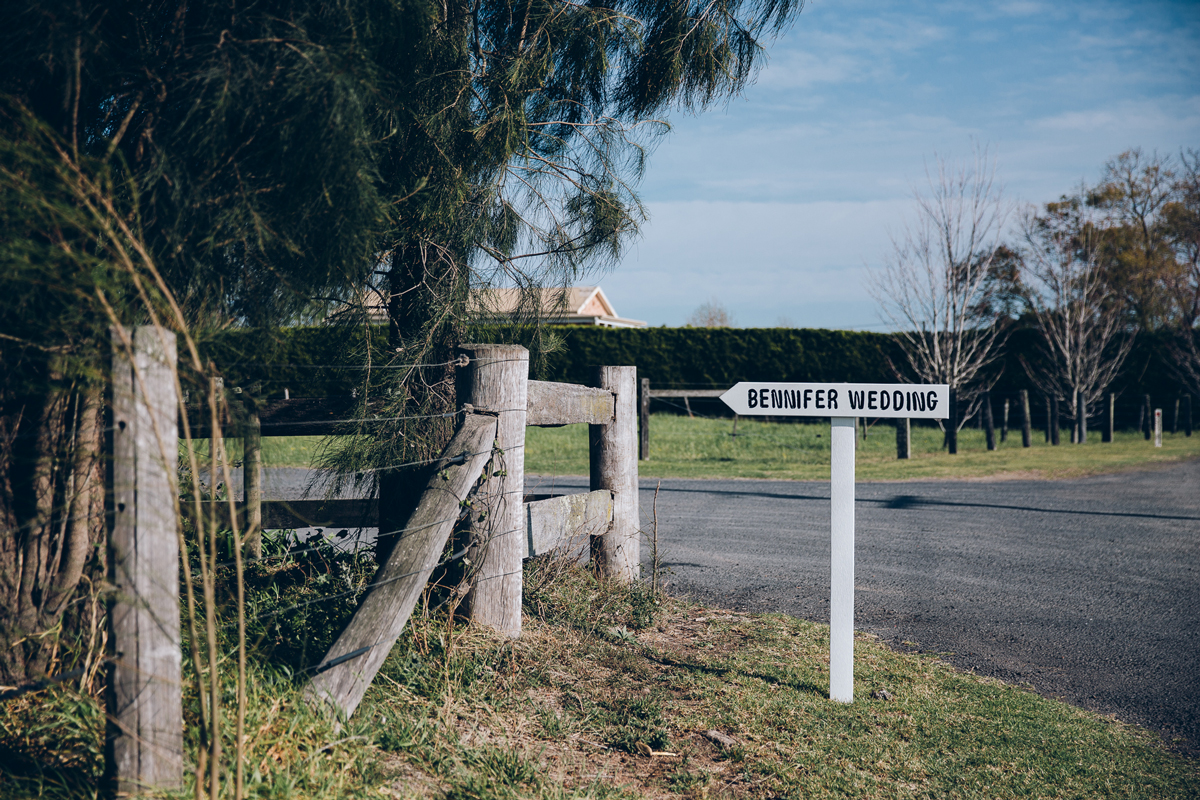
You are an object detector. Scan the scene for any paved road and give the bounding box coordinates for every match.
[527,463,1200,753]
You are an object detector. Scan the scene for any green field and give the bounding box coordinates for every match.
[186,414,1200,482]
[182,434,342,469]
[527,413,1200,481]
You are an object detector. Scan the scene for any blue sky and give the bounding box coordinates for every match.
[597,0,1200,329]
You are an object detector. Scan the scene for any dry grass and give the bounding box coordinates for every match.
[4,562,1197,799]
[359,563,1198,799]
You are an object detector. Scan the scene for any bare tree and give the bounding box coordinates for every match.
[869,147,1012,444]
[1018,197,1135,442]
[687,298,737,327]
[1164,149,1200,396]
[1090,149,1181,331]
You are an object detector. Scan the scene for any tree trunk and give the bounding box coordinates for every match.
[1102,392,1114,443]
[983,392,996,451]
[1050,396,1060,445]
[1077,390,1087,444]
[0,380,106,685]
[1019,389,1032,447]
[377,241,466,565]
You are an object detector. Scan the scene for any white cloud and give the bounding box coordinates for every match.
[1030,96,1200,139]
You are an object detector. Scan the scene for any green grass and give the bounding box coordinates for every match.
[184,415,1200,481]
[525,413,1200,481]
[3,564,1196,798]
[183,435,344,469]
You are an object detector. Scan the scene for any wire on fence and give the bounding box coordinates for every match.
[207,484,528,570]
[249,519,522,625]
[0,665,91,702]
[212,353,535,373]
[203,355,472,371]
[243,447,521,624]
[184,405,529,434]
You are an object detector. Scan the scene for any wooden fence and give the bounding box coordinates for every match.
[107,330,640,789]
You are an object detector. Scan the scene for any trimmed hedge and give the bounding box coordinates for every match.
[192,324,1192,428]
[541,325,1185,395]
[541,327,899,387]
[192,326,387,399]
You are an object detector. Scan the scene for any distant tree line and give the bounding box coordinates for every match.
[870,147,1199,446]
[532,325,1187,408]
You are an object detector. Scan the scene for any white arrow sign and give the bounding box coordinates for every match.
[719,381,949,703]
[719,382,949,419]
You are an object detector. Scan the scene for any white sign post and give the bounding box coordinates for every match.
[720,382,949,703]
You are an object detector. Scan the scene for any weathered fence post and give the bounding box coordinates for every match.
[947,388,958,454]
[895,417,911,459]
[1020,390,1032,448]
[1000,397,1009,442]
[1103,392,1115,443]
[107,326,183,794]
[639,377,650,460]
[242,391,263,560]
[1154,408,1162,447]
[1050,396,1060,445]
[590,366,640,582]
[459,344,528,638]
[983,392,996,451]
[1143,394,1152,440]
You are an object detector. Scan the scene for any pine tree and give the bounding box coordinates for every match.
[0,0,806,681]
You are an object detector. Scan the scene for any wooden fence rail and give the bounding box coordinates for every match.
[303,412,498,719]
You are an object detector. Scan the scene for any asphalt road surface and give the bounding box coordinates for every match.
[527,462,1200,753]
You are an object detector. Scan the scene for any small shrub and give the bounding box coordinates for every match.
[627,580,661,630]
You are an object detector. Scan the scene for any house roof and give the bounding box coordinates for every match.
[470,286,611,316]
[467,286,649,327]
[346,285,645,327]
[470,286,645,327]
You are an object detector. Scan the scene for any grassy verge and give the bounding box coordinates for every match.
[526,414,1200,480]
[185,417,1200,481]
[4,563,1196,798]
